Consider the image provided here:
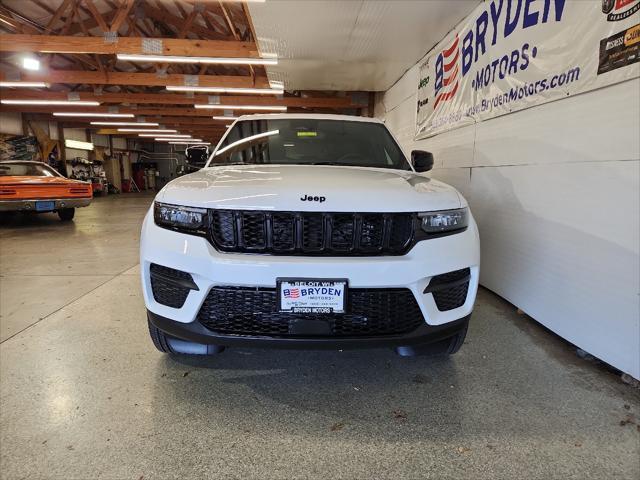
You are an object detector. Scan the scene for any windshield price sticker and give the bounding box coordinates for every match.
[278,279,347,314]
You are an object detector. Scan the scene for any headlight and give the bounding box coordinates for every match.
[154,202,208,234]
[419,207,468,234]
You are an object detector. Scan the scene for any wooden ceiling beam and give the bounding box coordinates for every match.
[0,105,275,117]
[0,6,41,34]
[158,4,198,74]
[45,0,74,32]
[65,9,117,35]
[4,90,365,108]
[142,3,232,41]
[1,69,269,88]
[10,113,228,127]
[83,0,109,32]
[109,0,136,33]
[0,33,260,57]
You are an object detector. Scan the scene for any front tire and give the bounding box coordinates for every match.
[58,208,75,221]
[148,319,173,353]
[147,319,225,355]
[446,320,468,354]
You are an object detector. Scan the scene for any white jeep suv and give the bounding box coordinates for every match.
[140,114,479,356]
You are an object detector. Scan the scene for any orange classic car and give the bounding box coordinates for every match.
[0,161,92,221]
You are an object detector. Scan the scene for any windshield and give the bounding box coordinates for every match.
[0,162,60,177]
[209,119,411,171]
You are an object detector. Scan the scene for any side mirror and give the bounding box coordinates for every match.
[411,150,434,172]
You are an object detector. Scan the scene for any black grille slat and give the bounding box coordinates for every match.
[197,287,425,337]
[272,213,296,252]
[240,212,267,250]
[388,214,414,250]
[432,282,469,311]
[330,214,355,252]
[426,268,471,311]
[208,210,415,256]
[149,264,195,308]
[211,211,236,247]
[302,213,325,251]
[360,214,385,251]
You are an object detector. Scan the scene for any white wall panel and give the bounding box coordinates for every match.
[473,81,640,167]
[63,128,89,161]
[0,112,23,135]
[91,133,109,148]
[377,73,640,379]
[112,137,127,150]
[471,162,639,377]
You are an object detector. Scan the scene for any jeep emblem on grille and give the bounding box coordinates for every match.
[300,195,326,203]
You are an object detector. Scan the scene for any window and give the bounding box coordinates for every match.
[0,162,60,177]
[210,119,410,171]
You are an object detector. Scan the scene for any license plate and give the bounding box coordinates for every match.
[35,201,55,212]
[278,278,348,314]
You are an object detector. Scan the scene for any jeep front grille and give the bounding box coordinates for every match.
[209,210,415,256]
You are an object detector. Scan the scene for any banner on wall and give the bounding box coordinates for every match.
[416,0,640,139]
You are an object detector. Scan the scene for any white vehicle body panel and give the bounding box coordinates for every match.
[158,165,463,212]
[141,210,479,326]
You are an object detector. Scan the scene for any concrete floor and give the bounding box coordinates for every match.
[1,193,638,480]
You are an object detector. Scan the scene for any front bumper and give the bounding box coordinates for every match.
[140,207,480,334]
[0,197,92,212]
[148,308,470,350]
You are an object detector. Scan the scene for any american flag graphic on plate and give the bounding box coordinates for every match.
[283,288,300,299]
[434,35,460,109]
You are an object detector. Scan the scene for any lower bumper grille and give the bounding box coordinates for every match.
[425,268,471,311]
[197,287,425,337]
[150,264,198,308]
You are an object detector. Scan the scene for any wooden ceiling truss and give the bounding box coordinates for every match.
[0,0,372,145]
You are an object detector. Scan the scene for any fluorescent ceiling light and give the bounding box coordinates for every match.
[65,139,94,151]
[195,104,287,111]
[139,133,191,138]
[0,81,47,88]
[91,121,159,126]
[118,54,277,66]
[156,138,202,142]
[22,57,40,71]
[215,130,279,156]
[54,112,135,118]
[212,115,238,121]
[2,99,99,106]
[118,128,177,133]
[166,86,283,95]
[170,141,211,145]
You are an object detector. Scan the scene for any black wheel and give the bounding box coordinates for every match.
[147,319,225,355]
[446,320,468,355]
[58,208,75,221]
[0,211,15,223]
[148,319,173,353]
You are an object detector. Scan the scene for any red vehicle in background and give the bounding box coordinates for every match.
[0,161,92,221]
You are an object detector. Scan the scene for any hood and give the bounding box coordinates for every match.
[159,165,462,212]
